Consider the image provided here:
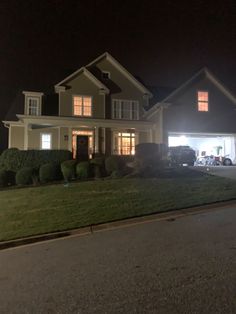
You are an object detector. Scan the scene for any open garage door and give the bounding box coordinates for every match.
[168,133,236,164]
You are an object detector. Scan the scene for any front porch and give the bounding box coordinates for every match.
[5,115,159,158]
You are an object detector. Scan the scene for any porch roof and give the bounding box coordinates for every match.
[10,115,154,131]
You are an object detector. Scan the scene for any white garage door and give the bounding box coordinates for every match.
[168,133,236,163]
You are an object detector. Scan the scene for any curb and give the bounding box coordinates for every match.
[1,199,236,251]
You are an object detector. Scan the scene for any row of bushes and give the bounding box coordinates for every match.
[0,148,72,172]
[0,143,168,187]
[0,154,131,187]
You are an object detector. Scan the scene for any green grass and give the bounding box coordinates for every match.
[0,172,236,241]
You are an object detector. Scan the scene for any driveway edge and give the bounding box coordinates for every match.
[1,199,236,250]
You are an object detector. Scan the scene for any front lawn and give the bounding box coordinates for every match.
[0,171,236,241]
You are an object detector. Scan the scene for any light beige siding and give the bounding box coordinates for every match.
[147,109,163,143]
[28,127,59,150]
[59,72,104,118]
[59,127,69,150]
[11,126,24,149]
[138,131,149,143]
[89,59,146,119]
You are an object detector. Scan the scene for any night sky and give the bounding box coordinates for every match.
[1,0,236,118]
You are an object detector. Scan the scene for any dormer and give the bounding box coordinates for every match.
[23,91,44,116]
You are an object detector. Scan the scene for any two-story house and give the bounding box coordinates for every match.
[3,53,158,160]
[3,53,236,164]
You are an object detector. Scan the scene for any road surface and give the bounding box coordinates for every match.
[0,206,236,314]
[192,165,236,180]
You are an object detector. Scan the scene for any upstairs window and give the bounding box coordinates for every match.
[112,99,139,120]
[23,91,43,116]
[41,133,52,150]
[28,97,40,115]
[198,91,209,112]
[73,96,92,117]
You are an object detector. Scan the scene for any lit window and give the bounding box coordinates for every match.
[112,99,139,120]
[28,97,39,115]
[198,91,208,111]
[41,134,51,150]
[73,96,92,116]
[114,132,135,155]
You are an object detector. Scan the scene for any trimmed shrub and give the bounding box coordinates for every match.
[76,161,90,180]
[39,163,61,183]
[134,143,168,177]
[110,170,123,179]
[61,160,77,182]
[90,156,105,178]
[6,171,16,186]
[0,169,8,187]
[0,149,72,172]
[16,167,34,185]
[105,155,126,175]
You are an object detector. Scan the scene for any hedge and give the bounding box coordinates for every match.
[0,169,8,187]
[90,156,105,178]
[134,143,168,176]
[39,163,61,183]
[0,148,72,172]
[16,167,34,185]
[105,156,126,175]
[61,160,77,182]
[76,161,90,180]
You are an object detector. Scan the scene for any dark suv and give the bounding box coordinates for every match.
[168,146,196,166]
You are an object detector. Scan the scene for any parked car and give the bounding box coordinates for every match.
[168,146,196,166]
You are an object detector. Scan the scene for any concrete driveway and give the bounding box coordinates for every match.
[0,205,236,314]
[192,165,236,180]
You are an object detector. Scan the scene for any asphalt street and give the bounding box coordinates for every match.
[192,165,236,180]
[0,206,236,314]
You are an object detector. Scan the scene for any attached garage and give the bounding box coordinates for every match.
[168,133,236,164]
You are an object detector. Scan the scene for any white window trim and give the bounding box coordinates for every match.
[40,133,52,150]
[112,99,139,120]
[112,130,136,155]
[27,97,41,116]
[72,95,93,117]
[23,91,43,116]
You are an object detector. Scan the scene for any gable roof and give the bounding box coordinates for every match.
[55,67,109,94]
[162,67,236,104]
[55,52,152,97]
[145,67,236,117]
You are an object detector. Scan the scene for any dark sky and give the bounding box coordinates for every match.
[1,0,236,117]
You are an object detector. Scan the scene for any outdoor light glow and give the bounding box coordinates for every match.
[179,135,187,145]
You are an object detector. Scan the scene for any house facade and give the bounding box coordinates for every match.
[3,53,236,163]
[3,53,160,160]
[146,68,236,163]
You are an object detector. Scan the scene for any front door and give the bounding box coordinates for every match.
[76,135,89,161]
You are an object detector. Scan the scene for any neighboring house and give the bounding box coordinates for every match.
[3,53,156,160]
[3,54,236,163]
[145,68,236,163]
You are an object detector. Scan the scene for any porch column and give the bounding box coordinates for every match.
[149,129,153,142]
[24,123,28,150]
[101,127,106,154]
[68,127,72,151]
[94,126,99,153]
